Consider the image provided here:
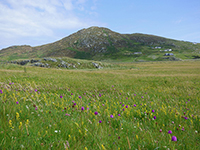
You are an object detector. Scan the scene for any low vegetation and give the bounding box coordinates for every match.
[0,60,199,149]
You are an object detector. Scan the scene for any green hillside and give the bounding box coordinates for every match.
[0,26,200,62]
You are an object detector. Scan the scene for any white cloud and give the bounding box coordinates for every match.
[0,0,102,49]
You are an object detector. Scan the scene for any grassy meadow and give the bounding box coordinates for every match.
[0,60,200,149]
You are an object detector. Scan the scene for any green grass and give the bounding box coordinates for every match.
[0,61,200,149]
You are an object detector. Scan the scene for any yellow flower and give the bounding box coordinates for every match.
[101,144,105,150]
[26,119,29,126]
[85,147,88,150]
[136,135,138,139]
[16,112,20,120]
[19,122,22,129]
[9,120,12,128]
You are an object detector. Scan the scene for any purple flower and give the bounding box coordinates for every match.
[99,120,102,123]
[126,97,128,99]
[118,114,121,116]
[35,89,37,92]
[172,121,174,124]
[35,107,38,110]
[182,127,185,131]
[81,107,84,111]
[134,104,136,107]
[122,104,124,107]
[94,112,98,115]
[123,109,125,111]
[74,103,76,106]
[141,96,144,98]
[16,101,19,104]
[159,129,162,132]
[112,85,114,87]
[71,93,73,95]
[110,115,114,118]
[126,105,128,108]
[0,90,2,94]
[79,96,82,99]
[60,95,63,98]
[134,94,136,96]
[184,117,188,120]
[99,94,101,97]
[172,136,177,141]
[153,116,156,119]
[9,83,11,85]
[65,113,70,116]
[168,130,172,134]
[152,110,155,113]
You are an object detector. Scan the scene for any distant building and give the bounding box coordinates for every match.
[155,46,161,49]
[133,52,142,54]
[164,49,172,52]
[164,53,174,56]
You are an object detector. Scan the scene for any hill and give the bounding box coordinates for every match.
[0,26,200,62]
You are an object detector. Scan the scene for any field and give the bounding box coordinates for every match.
[0,60,200,149]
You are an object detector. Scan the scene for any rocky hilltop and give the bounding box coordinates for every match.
[0,26,200,61]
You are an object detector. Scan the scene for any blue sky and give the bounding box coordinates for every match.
[0,0,200,49]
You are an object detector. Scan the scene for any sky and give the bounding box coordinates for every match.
[0,0,200,50]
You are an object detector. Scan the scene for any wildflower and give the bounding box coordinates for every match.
[16,101,19,104]
[134,94,136,96]
[16,112,20,120]
[110,115,114,118]
[19,122,22,129]
[118,114,121,116]
[35,107,38,110]
[74,103,76,106]
[195,130,198,134]
[141,96,144,98]
[136,135,138,139]
[172,121,174,124]
[159,129,162,132]
[153,116,156,119]
[94,112,98,115]
[26,119,29,126]
[123,109,125,111]
[102,144,105,149]
[85,147,88,150]
[35,89,37,92]
[152,110,155,113]
[126,105,128,108]
[0,90,2,94]
[182,127,185,131]
[79,96,82,99]
[184,117,188,120]
[81,107,84,111]
[71,93,73,95]
[172,136,177,141]
[99,120,102,123]
[134,104,136,107]
[60,95,63,98]
[168,130,172,134]
[9,120,12,128]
